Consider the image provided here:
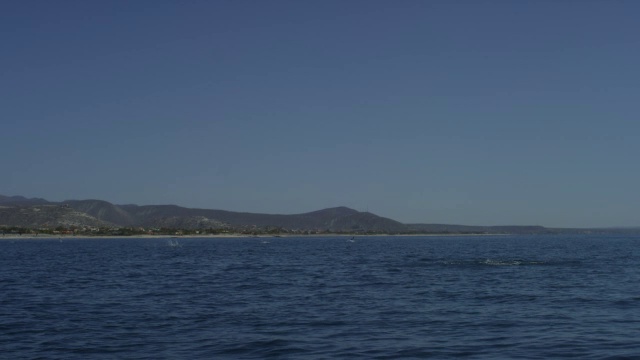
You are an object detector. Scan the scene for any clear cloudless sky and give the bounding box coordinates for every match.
[2,0,640,227]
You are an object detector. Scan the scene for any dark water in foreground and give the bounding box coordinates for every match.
[1,235,640,359]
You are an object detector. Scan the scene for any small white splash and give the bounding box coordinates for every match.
[167,239,181,248]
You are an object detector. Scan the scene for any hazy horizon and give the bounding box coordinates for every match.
[4,1,640,228]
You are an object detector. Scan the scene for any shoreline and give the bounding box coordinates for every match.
[0,233,507,240]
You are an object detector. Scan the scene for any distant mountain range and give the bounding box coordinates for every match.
[0,195,407,232]
[0,195,634,234]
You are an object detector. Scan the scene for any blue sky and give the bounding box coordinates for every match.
[2,1,639,227]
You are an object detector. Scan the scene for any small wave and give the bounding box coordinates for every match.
[479,259,546,266]
[438,259,550,267]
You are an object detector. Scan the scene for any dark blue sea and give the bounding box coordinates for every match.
[1,235,640,359]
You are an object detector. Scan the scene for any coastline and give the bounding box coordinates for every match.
[0,233,506,240]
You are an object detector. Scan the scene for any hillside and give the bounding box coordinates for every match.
[0,194,565,234]
[0,204,110,228]
[0,196,405,232]
[0,195,49,206]
[64,199,137,226]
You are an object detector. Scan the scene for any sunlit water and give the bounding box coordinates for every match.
[1,235,639,359]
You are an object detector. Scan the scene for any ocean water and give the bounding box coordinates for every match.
[1,235,639,359]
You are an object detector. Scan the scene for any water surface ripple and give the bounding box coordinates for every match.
[1,235,639,358]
